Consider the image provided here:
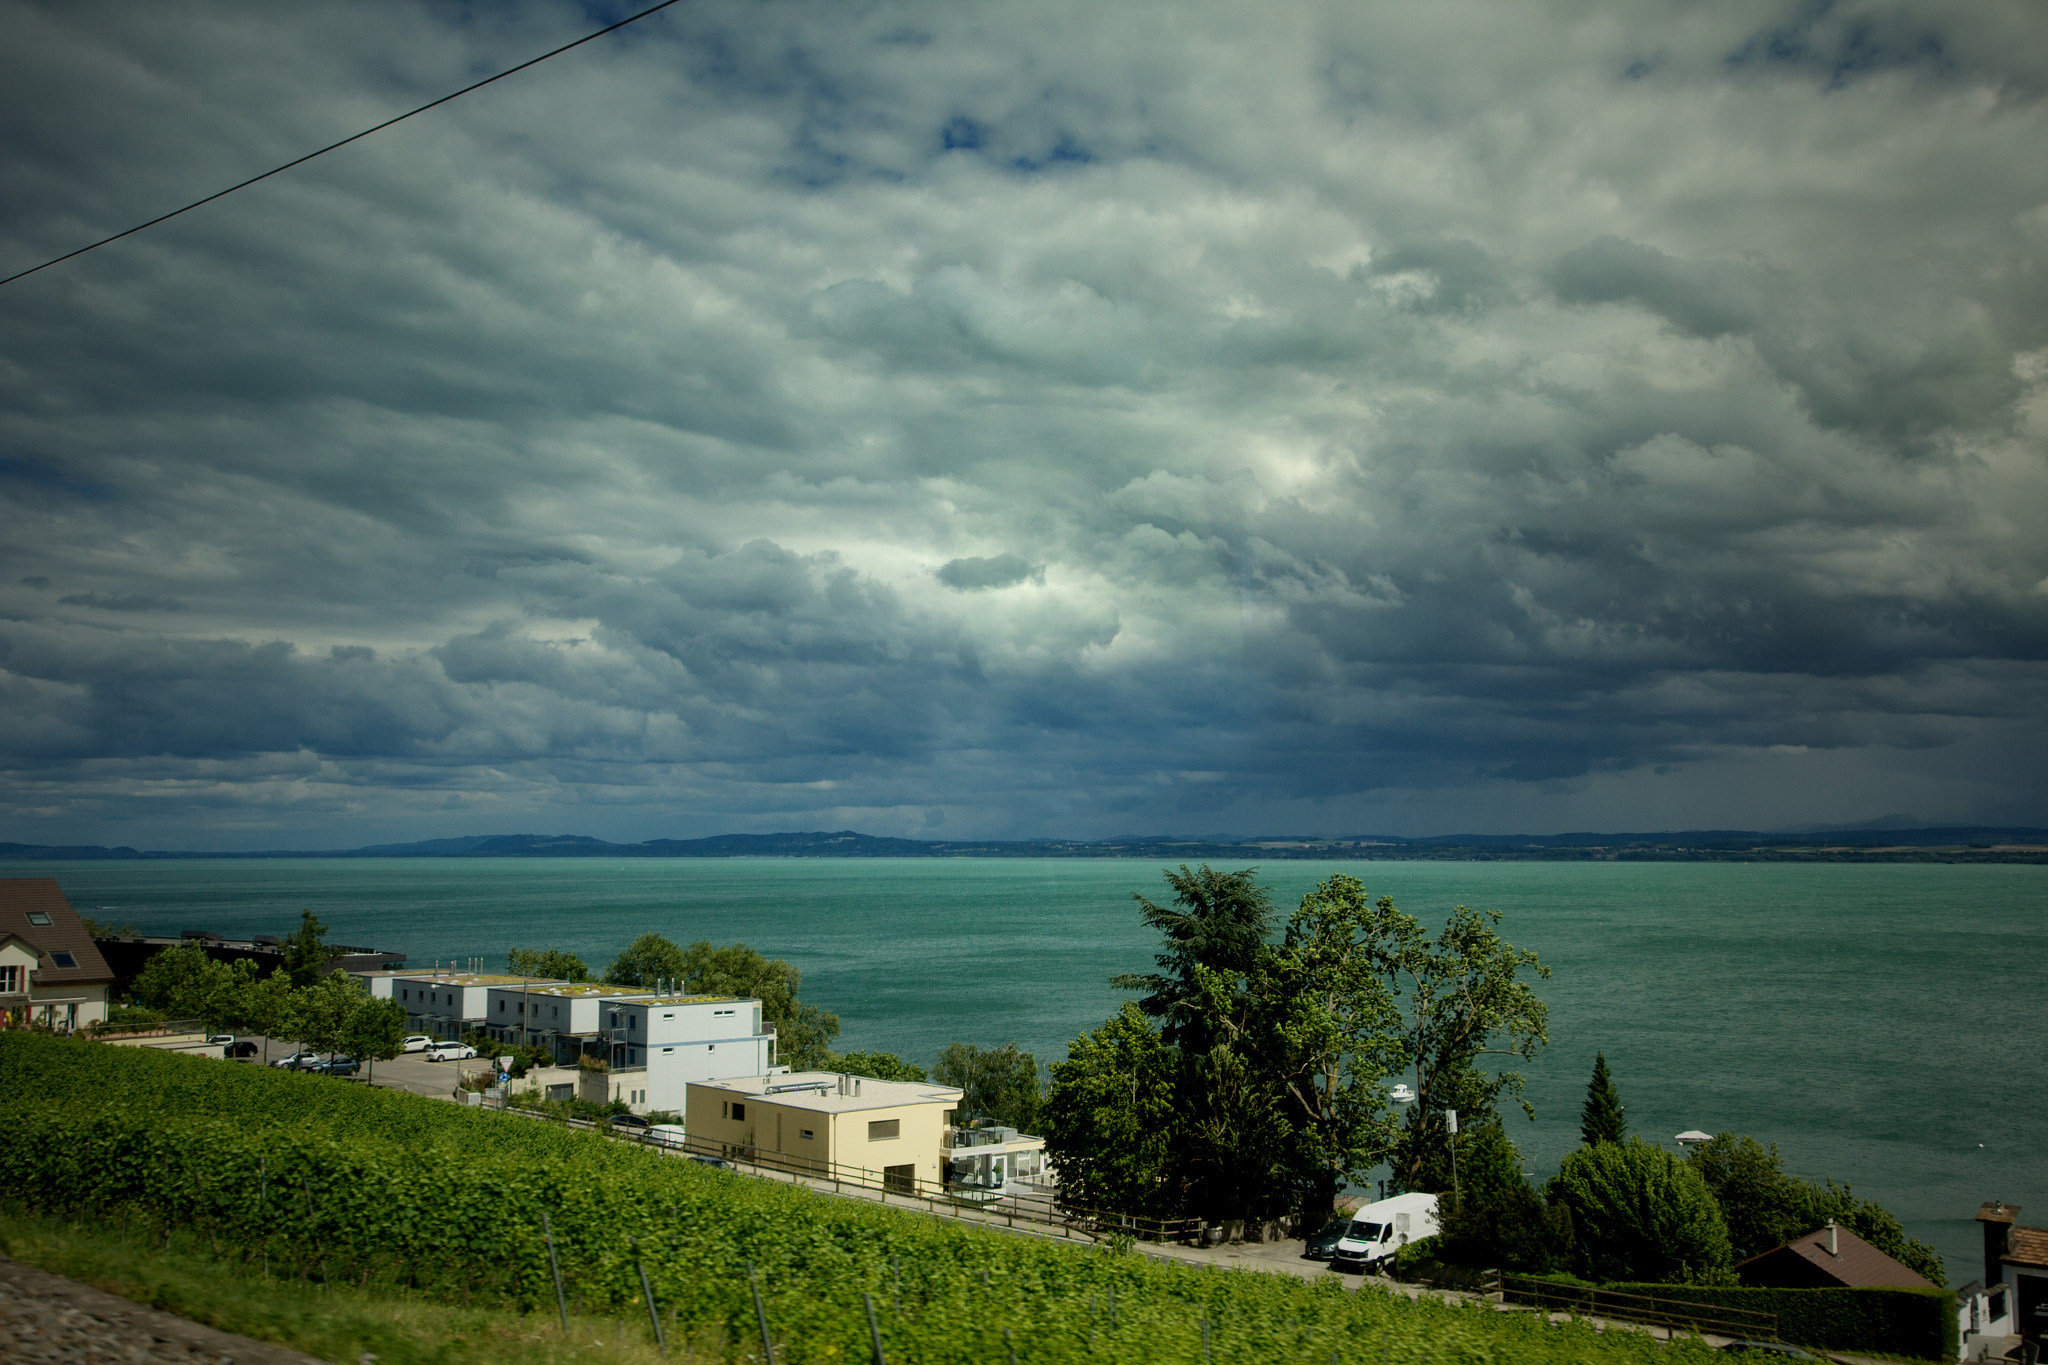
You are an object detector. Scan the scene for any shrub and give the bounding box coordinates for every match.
[1548,1138,1732,1283]
[1605,1282,1957,1360]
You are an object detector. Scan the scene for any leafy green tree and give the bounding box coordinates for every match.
[1251,875,1405,1227]
[1686,1134,1945,1284]
[1437,1119,1565,1272]
[132,943,238,1020]
[281,909,332,988]
[678,939,841,1070]
[1354,899,1549,1191]
[508,947,590,982]
[830,1049,928,1083]
[1581,1052,1626,1146]
[342,991,408,1079]
[1043,1003,1179,1217]
[241,971,298,1064]
[1111,865,1273,1051]
[603,932,690,988]
[934,1042,1044,1133]
[1548,1137,1733,1283]
[287,970,366,1055]
[1175,1013,1293,1225]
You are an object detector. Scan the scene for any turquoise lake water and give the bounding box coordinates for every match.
[15,855,2043,1284]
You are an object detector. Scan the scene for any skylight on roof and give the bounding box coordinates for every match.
[26,912,50,926]
[50,952,76,968]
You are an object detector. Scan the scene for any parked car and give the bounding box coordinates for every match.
[1330,1192,1440,1272]
[270,1051,321,1070]
[311,1055,360,1077]
[227,1040,261,1058]
[204,1034,235,1047]
[399,1035,433,1053]
[608,1114,652,1132]
[424,1041,476,1061]
[687,1154,732,1169]
[1303,1217,1352,1260]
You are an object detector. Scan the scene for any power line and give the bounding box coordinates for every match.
[0,0,688,290]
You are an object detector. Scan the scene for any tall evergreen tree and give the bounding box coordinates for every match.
[1580,1050,1627,1146]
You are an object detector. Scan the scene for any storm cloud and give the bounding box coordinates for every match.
[1,0,2044,846]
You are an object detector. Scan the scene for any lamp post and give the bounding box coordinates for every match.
[1446,1108,1459,1215]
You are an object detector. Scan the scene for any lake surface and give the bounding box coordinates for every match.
[15,855,2043,1283]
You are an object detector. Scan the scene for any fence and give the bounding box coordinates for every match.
[1495,1272,1779,1340]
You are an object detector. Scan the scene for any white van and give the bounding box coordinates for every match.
[1330,1192,1439,1271]
[647,1124,689,1149]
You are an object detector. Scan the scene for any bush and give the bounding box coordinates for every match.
[1548,1139,1732,1283]
[1605,1282,1957,1360]
[1437,1120,1567,1272]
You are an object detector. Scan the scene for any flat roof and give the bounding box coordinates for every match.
[486,982,653,998]
[693,1071,963,1114]
[403,972,546,987]
[622,994,751,1007]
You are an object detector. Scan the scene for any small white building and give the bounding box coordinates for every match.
[945,1125,1051,1199]
[345,968,422,1000]
[598,994,777,1113]
[393,971,565,1040]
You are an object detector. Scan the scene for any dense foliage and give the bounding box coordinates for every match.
[507,947,592,982]
[1604,1283,1958,1360]
[1051,868,1548,1230]
[0,1032,1726,1365]
[1547,1140,1733,1284]
[1683,1134,1945,1285]
[934,1041,1044,1131]
[131,940,406,1062]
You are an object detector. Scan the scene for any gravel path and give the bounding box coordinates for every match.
[0,1253,331,1365]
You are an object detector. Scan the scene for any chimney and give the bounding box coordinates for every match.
[1825,1220,1838,1256]
[1978,1203,2020,1289]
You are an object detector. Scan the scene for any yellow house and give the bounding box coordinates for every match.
[686,1072,963,1194]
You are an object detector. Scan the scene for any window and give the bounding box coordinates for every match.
[868,1119,900,1141]
[50,952,76,968]
[499,1001,507,1013]
[662,1012,674,1020]
[800,1129,814,1140]
[715,1008,733,1016]
[662,1047,673,1054]
[0,965,19,992]
[732,1102,746,1121]
[26,912,51,926]
[401,988,409,1001]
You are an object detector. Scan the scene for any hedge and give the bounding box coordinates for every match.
[1606,1282,1957,1361]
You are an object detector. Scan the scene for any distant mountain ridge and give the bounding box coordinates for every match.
[3,826,2046,862]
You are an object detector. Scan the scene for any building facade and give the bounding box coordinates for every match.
[0,878,115,1032]
[599,994,776,1113]
[480,981,654,1065]
[393,971,560,1040]
[686,1071,964,1193]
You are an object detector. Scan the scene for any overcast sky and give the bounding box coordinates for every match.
[2,0,2045,848]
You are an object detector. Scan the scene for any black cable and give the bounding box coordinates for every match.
[0,0,688,290]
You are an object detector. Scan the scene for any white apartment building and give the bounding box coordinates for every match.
[481,981,654,1065]
[394,971,563,1040]
[599,994,777,1114]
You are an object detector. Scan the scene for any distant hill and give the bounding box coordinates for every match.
[3,826,2046,862]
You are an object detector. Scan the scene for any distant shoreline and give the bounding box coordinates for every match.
[5,827,2047,864]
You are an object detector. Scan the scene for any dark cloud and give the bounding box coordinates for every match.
[935,554,1044,591]
[0,0,2043,847]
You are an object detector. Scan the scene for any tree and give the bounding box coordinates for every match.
[1437,1119,1565,1273]
[508,947,590,982]
[1356,899,1549,1191]
[1581,1052,1626,1146]
[1252,875,1405,1228]
[1686,1134,1945,1284]
[281,909,332,988]
[1042,1004,1179,1217]
[241,971,297,1065]
[1548,1138,1733,1284]
[831,1049,927,1083]
[131,942,227,1018]
[286,970,365,1055]
[342,990,408,1079]
[1111,865,1273,1051]
[934,1042,1044,1133]
[678,939,841,1070]
[603,933,690,988]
